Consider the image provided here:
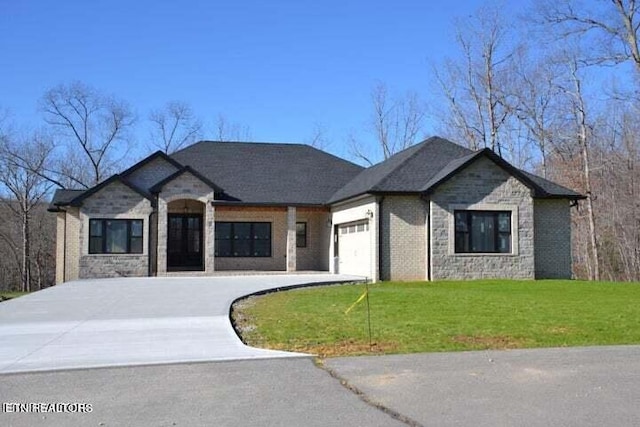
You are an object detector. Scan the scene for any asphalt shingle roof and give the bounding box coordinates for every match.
[170,141,364,205]
[328,137,474,203]
[48,189,86,211]
[49,137,583,210]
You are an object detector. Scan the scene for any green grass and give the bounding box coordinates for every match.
[232,280,640,356]
[0,291,27,302]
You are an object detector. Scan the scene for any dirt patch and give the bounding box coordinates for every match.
[451,334,529,349]
[230,297,259,336]
[268,340,400,357]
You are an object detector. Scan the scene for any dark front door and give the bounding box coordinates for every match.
[167,214,203,270]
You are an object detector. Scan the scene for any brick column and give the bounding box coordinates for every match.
[286,206,296,272]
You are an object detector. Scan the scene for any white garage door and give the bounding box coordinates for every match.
[338,220,371,278]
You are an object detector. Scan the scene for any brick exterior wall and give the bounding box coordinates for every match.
[55,212,65,284]
[78,181,153,279]
[295,208,330,271]
[534,199,572,279]
[380,196,427,281]
[429,157,535,280]
[63,207,81,282]
[214,207,288,271]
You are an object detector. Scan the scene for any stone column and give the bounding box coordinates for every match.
[205,202,215,273]
[286,206,297,272]
[156,198,167,274]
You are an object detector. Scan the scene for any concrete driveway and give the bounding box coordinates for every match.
[0,274,362,374]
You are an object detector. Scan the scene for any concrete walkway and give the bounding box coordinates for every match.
[0,274,362,374]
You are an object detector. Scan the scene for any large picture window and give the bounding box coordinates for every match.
[215,222,271,257]
[89,219,143,254]
[454,211,511,254]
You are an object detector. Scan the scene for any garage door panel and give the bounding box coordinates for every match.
[338,220,371,278]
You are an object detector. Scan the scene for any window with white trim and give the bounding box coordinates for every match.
[454,210,511,253]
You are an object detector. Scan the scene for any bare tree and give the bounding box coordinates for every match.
[540,0,640,73]
[212,114,252,142]
[554,53,601,280]
[512,52,566,177]
[433,4,519,157]
[0,132,53,292]
[351,82,427,165]
[41,81,135,187]
[149,101,202,154]
[306,122,330,150]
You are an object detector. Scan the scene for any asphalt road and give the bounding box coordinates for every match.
[0,358,403,427]
[326,345,640,427]
[2,346,640,426]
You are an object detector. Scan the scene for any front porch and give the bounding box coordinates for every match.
[155,197,331,276]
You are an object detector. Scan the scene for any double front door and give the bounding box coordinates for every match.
[167,214,203,270]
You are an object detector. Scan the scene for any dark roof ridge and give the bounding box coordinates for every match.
[172,140,312,155]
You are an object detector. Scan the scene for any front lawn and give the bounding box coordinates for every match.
[232,280,640,357]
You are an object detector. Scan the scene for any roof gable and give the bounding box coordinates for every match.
[422,148,585,199]
[329,136,584,204]
[68,175,153,207]
[120,151,184,178]
[149,165,224,194]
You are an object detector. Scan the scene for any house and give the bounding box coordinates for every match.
[48,136,584,283]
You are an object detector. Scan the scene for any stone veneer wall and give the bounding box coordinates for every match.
[214,207,288,271]
[429,156,535,280]
[379,196,426,281]
[78,181,153,279]
[296,208,331,271]
[533,199,572,279]
[156,172,215,274]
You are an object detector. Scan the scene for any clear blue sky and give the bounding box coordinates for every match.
[2,0,498,162]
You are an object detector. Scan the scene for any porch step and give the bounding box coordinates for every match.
[158,270,331,277]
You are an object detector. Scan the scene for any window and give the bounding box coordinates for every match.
[215,222,271,257]
[454,211,511,254]
[296,222,307,248]
[89,219,143,254]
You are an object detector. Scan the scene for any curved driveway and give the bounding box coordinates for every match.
[0,274,362,374]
